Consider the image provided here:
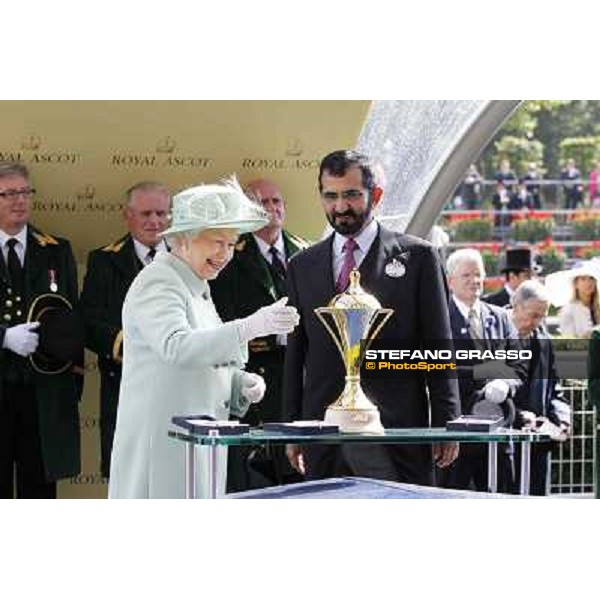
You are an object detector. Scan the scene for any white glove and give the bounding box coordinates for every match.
[2,322,40,357]
[484,379,510,404]
[241,372,266,404]
[236,297,299,344]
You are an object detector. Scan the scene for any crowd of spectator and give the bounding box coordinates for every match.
[452,158,600,212]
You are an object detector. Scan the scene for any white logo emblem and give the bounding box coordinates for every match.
[384,258,405,278]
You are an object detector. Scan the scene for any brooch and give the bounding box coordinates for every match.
[384,258,406,278]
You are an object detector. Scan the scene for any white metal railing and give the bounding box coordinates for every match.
[550,381,596,496]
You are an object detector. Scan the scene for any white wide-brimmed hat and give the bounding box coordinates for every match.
[161,177,269,237]
[544,260,600,307]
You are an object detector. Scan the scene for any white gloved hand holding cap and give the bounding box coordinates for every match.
[483,379,510,404]
[2,322,40,357]
[241,372,266,404]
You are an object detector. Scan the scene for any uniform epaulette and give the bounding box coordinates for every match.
[102,239,126,253]
[286,231,311,249]
[32,231,59,246]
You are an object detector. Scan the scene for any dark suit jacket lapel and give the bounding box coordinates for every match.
[302,234,336,304]
[0,248,7,287]
[237,234,278,301]
[358,224,407,300]
[535,329,550,406]
[449,298,470,339]
[283,230,305,260]
[111,235,142,282]
[24,228,49,294]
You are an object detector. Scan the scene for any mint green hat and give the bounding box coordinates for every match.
[161,177,269,237]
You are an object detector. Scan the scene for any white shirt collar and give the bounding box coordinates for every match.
[253,232,285,262]
[452,295,482,321]
[332,218,379,260]
[133,237,167,265]
[0,224,28,249]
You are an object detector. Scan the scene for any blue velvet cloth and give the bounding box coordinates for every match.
[226,477,521,499]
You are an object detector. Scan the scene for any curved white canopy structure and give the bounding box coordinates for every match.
[357,100,521,237]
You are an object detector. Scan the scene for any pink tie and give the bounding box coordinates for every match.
[336,237,358,293]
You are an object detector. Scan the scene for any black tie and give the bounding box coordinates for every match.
[269,246,287,296]
[147,246,157,263]
[6,238,23,295]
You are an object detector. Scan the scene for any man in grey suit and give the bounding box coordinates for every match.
[283,150,460,485]
[509,280,571,495]
[444,248,524,492]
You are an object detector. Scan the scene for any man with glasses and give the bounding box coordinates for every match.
[283,150,460,485]
[211,178,309,492]
[0,161,81,498]
[80,181,170,480]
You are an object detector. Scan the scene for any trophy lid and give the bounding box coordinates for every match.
[328,269,381,310]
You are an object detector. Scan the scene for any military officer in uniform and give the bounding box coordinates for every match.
[0,161,82,498]
[80,181,170,479]
[210,178,309,492]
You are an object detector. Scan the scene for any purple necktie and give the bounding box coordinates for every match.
[336,237,358,293]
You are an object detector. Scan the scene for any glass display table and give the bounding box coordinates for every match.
[168,426,550,499]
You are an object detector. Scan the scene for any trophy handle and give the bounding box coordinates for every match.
[363,308,394,355]
[314,308,346,363]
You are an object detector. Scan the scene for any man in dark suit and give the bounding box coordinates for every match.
[0,161,82,498]
[560,158,583,210]
[509,280,571,495]
[80,181,170,479]
[283,150,460,485]
[444,248,524,492]
[483,248,537,308]
[210,178,309,492]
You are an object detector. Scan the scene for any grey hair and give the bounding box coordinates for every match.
[512,279,549,307]
[0,161,30,181]
[446,248,486,277]
[125,181,170,206]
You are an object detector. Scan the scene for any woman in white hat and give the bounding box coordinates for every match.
[545,261,600,339]
[108,178,300,498]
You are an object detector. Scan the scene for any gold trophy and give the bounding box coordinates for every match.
[315,270,394,433]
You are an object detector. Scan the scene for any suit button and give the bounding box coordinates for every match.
[5,300,12,307]
[3,314,11,321]
[258,367,265,375]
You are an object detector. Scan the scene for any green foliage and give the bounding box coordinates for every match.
[572,216,600,240]
[510,218,553,242]
[481,250,500,276]
[451,218,494,242]
[480,101,600,183]
[539,246,567,274]
[559,137,600,174]
[493,136,544,174]
[581,247,600,259]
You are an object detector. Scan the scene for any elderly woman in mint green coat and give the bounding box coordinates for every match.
[109,180,300,499]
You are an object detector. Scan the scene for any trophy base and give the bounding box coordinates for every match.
[324,406,384,434]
